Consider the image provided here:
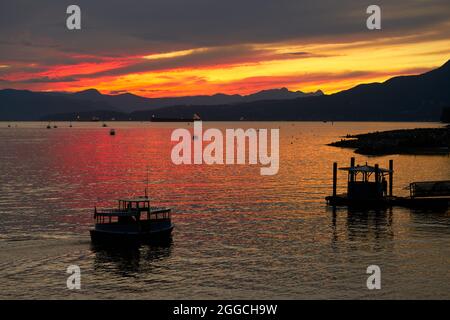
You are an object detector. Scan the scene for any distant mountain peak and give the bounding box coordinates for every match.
[252,87,289,95]
[243,87,323,101]
[314,89,324,96]
[437,59,450,71]
[74,88,102,96]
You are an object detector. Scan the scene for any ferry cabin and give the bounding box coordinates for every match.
[94,198,171,224]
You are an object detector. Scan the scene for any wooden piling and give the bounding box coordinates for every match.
[333,162,337,197]
[375,163,380,196]
[389,159,393,197]
[350,157,355,182]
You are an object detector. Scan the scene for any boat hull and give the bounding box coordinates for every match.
[90,224,174,243]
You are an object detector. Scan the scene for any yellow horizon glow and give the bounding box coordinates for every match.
[62,37,449,97]
[142,48,208,60]
[3,33,449,97]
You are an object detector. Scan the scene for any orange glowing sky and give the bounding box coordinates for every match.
[0,1,449,98]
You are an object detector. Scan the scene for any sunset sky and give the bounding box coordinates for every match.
[0,0,449,98]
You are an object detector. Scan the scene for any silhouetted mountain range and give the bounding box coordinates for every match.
[1,59,449,121]
[70,87,323,112]
[144,59,450,121]
[0,87,321,120]
[0,89,114,121]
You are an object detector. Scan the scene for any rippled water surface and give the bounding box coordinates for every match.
[0,121,449,299]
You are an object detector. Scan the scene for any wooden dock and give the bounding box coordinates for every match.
[326,158,450,209]
[326,194,450,209]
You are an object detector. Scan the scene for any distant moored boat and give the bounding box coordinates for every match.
[150,113,202,122]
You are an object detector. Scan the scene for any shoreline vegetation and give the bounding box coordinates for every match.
[328,125,450,156]
[442,107,450,123]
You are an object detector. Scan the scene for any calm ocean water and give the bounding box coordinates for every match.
[0,121,449,299]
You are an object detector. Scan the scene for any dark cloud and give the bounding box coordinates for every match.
[0,76,78,84]
[0,0,449,93]
[109,90,128,94]
[285,52,336,59]
[23,76,79,83]
[0,0,449,60]
[63,45,275,79]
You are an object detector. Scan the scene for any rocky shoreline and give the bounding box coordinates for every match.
[328,126,450,155]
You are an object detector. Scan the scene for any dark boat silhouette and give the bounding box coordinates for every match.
[150,113,201,122]
[90,196,173,243]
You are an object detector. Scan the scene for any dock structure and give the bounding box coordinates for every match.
[326,158,450,209]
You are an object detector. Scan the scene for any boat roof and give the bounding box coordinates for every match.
[118,196,151,203]
[339,165,392,173]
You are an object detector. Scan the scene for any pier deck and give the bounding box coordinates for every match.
[326,194,450,209]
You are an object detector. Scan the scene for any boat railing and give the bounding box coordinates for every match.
[146,207,171,221]
[147,213,170,220]
[94,206,171,223]
[95,208,139,216]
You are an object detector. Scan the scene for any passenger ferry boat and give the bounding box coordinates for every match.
[90,195,173,243]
